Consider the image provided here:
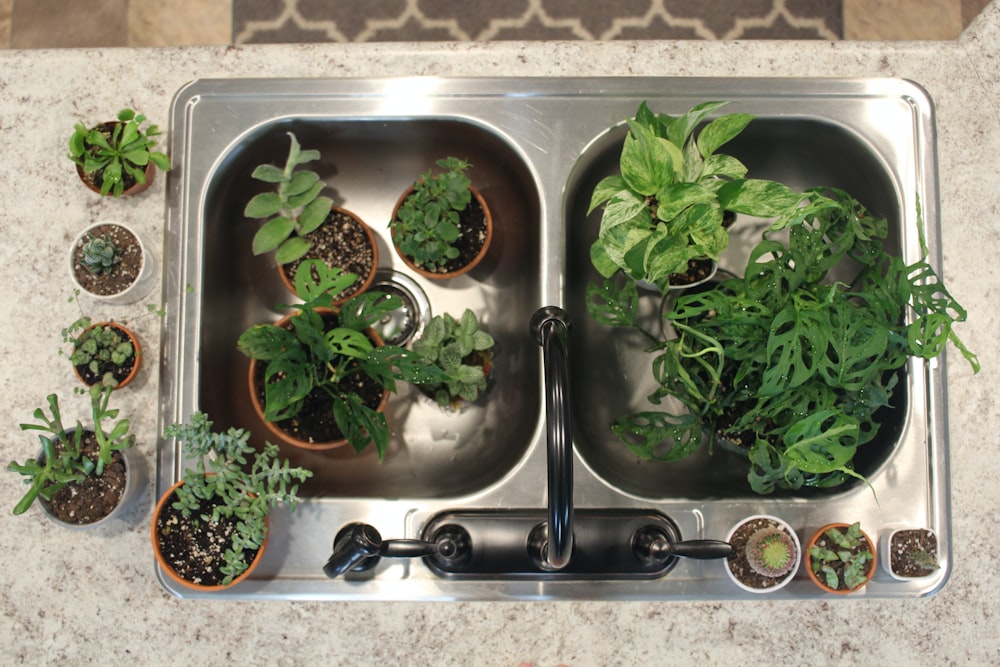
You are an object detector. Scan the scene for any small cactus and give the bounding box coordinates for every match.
[81,233,122,275]
[746,527,796,578]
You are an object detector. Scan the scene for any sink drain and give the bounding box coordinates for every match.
[368,270,431,346]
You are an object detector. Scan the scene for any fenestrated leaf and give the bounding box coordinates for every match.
[611,411,703,462]
[325,328,374,360]
[333,393,388,459]
[759,301,828,396]
[252,216,294,255]
[262,351,312,421]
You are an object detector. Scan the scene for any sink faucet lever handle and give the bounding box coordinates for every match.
[323,523,383,579]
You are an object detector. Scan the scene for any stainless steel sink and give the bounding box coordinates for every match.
[159,77,950,599]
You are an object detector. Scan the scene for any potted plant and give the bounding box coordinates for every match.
[68,221,156,304]
[411,308,495,410]
[389,156,493,279]
[152,412,312,590]
[588,187,979,494]
[243,132,377,303]
[68,108,170,197]
[805,522,876,594]
[237,259,449,459]
[881,527,940,580]
[62,308,142,390]
[8,386,142,527]
[587,100,802,291]
[723,514,800,593]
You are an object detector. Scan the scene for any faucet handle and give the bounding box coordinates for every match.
[633,526,732,565]
[324,523,382,578]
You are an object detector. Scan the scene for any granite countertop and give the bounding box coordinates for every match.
[1,3,997,664]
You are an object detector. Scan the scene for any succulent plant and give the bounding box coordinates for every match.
[745,527,796,578]
[80,233,122,275]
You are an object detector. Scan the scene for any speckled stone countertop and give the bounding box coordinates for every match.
[1,4,998,665]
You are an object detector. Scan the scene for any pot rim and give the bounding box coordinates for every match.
[805,522,877,594]
[723,513,802,594]
[68,221,156,304]
[70,320,143,391]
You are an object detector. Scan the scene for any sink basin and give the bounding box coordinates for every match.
[160,77,950,600]
[564,117,907,499]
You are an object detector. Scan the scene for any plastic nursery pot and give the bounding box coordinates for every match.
[151,478,269,592]
[390,185,493,280]
[805,522,877,594]
[75,159,156,197]
[37,442,145,530]
[724,514,801,594]
[69,221,157,305]
[247,311,391,451]
[880,527,941,581]
[276,207,379,304]
[71,322,143,391]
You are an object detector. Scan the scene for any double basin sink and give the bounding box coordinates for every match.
[159,77,948,599]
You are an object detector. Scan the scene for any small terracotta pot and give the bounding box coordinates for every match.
[75,131,156,197]
[151,478,269,592]
[390,185,493,280]
[805,522,877,594]
[276,207,379,304]
[71,322,143,391]
[247,311,390,451]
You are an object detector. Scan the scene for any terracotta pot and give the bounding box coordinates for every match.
[390,185,493,280]
[247,311,390,451]
[805,522,877,594]
[276,207,379,304]
[151,478,269,592]
[74,123,156,197]
[69,221,157,305]
[37,441,145,530]
[71,321,143,391]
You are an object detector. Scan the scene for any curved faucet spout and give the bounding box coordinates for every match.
[530,306,574,570]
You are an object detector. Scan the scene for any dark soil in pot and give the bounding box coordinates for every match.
[889,528,939,577]
[73,323,139,387]
[71,224,144,296]
[281,210,375,302]
[399,192,489,276]
[155,493,260,587]
[76,122,149,195]
[726,516,797,591]
[43,432,127,524]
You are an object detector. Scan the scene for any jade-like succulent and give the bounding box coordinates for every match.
[81,233,122,275]
[746,527,796,578]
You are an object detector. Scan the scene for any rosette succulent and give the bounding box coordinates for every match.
[746,527,796,578]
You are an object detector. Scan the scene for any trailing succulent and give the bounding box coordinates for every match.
[412,309,495,408]
[244,132,335,265]
[236,259,449,460]
[588,101,803,291]
[163,412,312,585]
[808,522,874,591]
[589,187,979,494]
[8,387,135,515]
[68,108,170,197]
[391,156,474,273]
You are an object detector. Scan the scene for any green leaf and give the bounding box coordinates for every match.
[297,196,333,235]
[274,237,311,265]
[333,394,388,460]
[245,192,285,219]
[252,217,294,255]
[717,179,803,218]
[696,113,753,158]
[654,182,716,221]
[611,411,703,462]
[621,120,676,196]
[251,164,286,183]
[665,101,729,149]
[282,170,320,197]
[237,324,298,361]
[588,175,628,215]
[326,328,374,359]
[700,153,748,181]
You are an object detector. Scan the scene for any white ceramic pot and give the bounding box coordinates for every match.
[724,514,801,594]
[69,221,156,305]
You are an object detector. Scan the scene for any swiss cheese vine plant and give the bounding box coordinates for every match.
[588,187,979,494]
[588,101,803,291]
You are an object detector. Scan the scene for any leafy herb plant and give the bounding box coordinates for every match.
[390,156,474,273]
[8,386,135,515]
[412,309,495,408]
[80,233,122,275]
[808,522,874,591]
[162,412,313,585]
[237,259,449,460]
[589,188,979,494]
[244,132,334,265]
[68,108,170,197]
[588,101,803,291]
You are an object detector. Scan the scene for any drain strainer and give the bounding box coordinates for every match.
[368,270,431,346]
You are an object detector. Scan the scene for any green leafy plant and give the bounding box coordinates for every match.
[589,188,979,494]
[237,259,449,460]
[80,233,122,275]
[163,412,313,584]
[244,132,334,265]
[808,522,874,591]
[588,101,803,291]
[8,386,135,515]
[412,309,495,408]
[390,156,474,273]
[745,527,796,578]
[68,108,170,197]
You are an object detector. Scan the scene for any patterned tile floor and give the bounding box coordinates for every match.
[0,0,990,49]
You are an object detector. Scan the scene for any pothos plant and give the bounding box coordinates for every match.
[412,309,495,408]
[588,101,803,291]
[390,156,473,273]
[68,108,170,197]
[244,132,334,265]
[236,259,449,460]
[589,188,979,494]
[162,412,312,585]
